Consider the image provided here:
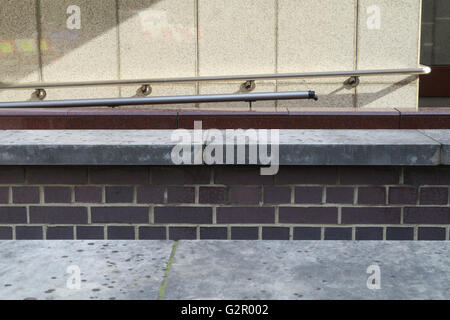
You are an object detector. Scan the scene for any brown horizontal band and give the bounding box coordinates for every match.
[0,108,449,129]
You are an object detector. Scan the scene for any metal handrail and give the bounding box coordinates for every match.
[0,66,431,90]
[0,66,430,108]
[0,91,318,109]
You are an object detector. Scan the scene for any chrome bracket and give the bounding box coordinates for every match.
[140,84,152,96]
[344,76,360,88]
[241,80,256,92]
[34,88,47,100]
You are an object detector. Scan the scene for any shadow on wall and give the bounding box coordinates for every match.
[0,0,162,86]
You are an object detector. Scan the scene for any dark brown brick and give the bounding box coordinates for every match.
[75,186,102,203]
[356,227,383,240]
[275,167,337,185]
[139,227,166,240]
[169,227,196,240]
[0,167,25,183]
[264,186,291,204]
[231,227,258,240]
[91,207,148,223]
[420,187,448,205]
[90,167,148,184]
[418,227,446,241]
[107,226,135,240]
[30,206,87,224]
[217,207,274,224]
[0,187,9,204]
[152,167,210,185]
[342,207,401,224]
[44,187,72,203]
[389,187,417,204]
[324,227,352,240]
[167,187,195,203]
[155,207,212,224]
[215,167,273,185]
[105,186,134,203]
[386,227,413,240]
[340,167,399,185]
[404,207,450,224]
[404,167,450,185]
[295,187,322,204]
[199,187,227,204]
[77,226,104,240]
[229,187,260,204]
[46,226,74,240]
[326,187,354,204]
[28,167,87,184]
[137,186,165,204]
[16,226,43,240]
[293,227,321,240]
[279,207,337,224]
[358,187,386,204]
[0,227,12,239]
[0,207,27,223]
[262,227,289,240]
[12,187,40,204]
[200,227,227,240]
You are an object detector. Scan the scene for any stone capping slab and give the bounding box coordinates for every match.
[0,129,448,166]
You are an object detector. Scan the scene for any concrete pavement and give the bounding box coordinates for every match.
[0,240,448,300]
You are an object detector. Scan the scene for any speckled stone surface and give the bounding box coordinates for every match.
[164,241,450,300]
[0,129,445,165]
[421,130,450,164]
[0,241,173,300]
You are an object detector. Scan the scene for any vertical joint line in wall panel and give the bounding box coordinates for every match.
[212,207,216,224]
[133,186,137,204]
[289,226,293,240]
[35,0,43,82]
[12,226,16,240]
[258,226,262,240]
[431,0,437,64]
[353,0,360,109]
[104,225,108,240]
[274,0,279,109]
[101,186,105,203]
[115,0,122,97]
[446,227,450,241]
[382,226,386,240]
[8,186,12,204]
[150,206,154,224]
[413,226,418,241]
[352,227,356,240]
[87,206,92,224]
[164,187,168,204]
[227,225,231,240]
[74,225,77,240]
[195,0,200,107]
[43,225,47,240]
[354,187,358,205]
[135,225,138,240]
[320,227,324,240]
[196,226,200,240]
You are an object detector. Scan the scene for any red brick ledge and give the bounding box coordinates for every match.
[0,108,449,129]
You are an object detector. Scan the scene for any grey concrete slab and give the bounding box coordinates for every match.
[420,130,450,164]
[0,241,174,300]
[0,129,443,166]
[165,241,450,300]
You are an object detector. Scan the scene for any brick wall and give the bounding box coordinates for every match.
[0,166,449,241]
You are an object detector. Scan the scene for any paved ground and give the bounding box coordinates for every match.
[0,241,448,300]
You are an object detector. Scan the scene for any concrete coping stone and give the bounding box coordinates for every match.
[0,129,448,166]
